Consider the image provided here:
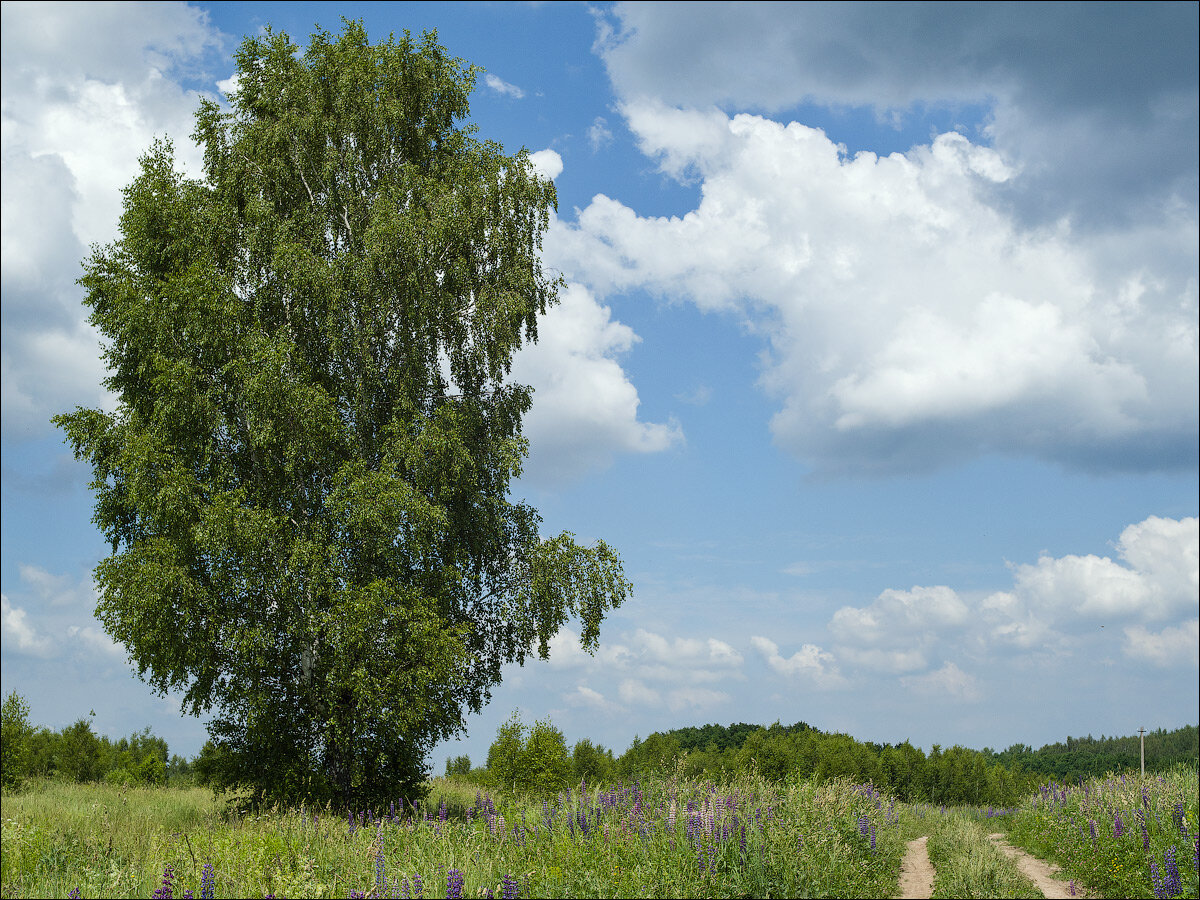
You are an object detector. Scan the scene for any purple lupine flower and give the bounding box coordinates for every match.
[501,874,520,900]
[200,863,215,900]
[1088,819,1097,842]
[400,877,411,900]
[1069,880,1077,896]
[68,890,80,900]
[446,869,465,900]
[1114,811,1124,838]
[152,864,175,900]
[375,847,386,890]
[1164,846,1182,897]
[870,823,876,851]
[1151,861,1166,899]
[858,815,870,838]
[349,892,365,899]
[1174,803,1186,834]
[413,874,424,899]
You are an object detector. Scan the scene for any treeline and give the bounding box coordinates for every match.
[455,716,1200,809]
[1,692,193,790]
[988,725,1199,782]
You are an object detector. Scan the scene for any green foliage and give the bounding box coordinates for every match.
[924,813,1042,898]
[1005,765,1199,899]
[571,738,615,784]
[445,754,471,777]
[0,773,907,899]
[56,719,104,784]
[992,725,1199,781]
[485,712,573,795]
[1,691,33,790]
[52,18,629,811]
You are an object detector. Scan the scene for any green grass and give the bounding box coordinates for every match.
[1,775,909,899]
[1003,765,1199,899]
[923,812,1041,899]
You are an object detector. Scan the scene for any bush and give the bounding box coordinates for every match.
[485,712,573,794]
[1,691,33,790]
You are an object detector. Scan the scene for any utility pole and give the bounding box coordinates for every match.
[1139,726,1146,778]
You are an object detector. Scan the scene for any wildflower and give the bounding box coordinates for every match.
[857,815,869,838]
[375,847,386,890]
[1114,811,1124,838]
[152,864,175,900]
[870,823,876,852]
[68,891,81,900]
[200,863,215,900]
[1068,880,1076,896]
[413,874,424,898]
[501,873,520,900]
[446,868,465,900]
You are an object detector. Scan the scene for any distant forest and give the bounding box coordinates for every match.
[5,686,1197,809]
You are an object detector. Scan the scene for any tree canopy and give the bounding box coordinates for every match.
[54,19,630,810]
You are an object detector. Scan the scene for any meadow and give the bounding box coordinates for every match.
[1004,767,1199,899]
[1,767,1196,898]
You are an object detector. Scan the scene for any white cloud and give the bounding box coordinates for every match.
[18,565,97,608]
[512,282,682,484]
[666,687,730,712]
[1007,516,1199,622]
[67,624,126,660]
[1123,620,1200,668]
[1,593,54,658]
[563,684,622,714]
[547,104,1197,474]
[618,678,661,707]
[588,116,614,151]
[750,636,843,687]
[484,72,525,99]
[830,585,969,645]
[900,662,981,701]
[1,2,223,440]
[528,148,563,181]
[593,3,1198,230]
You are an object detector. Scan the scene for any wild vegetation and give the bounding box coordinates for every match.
[1004,767,1199,899]
[4,692,1198,898]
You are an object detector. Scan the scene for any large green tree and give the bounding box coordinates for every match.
[54,20,630,810]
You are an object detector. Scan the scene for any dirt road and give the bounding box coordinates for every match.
[895,832,1085,899]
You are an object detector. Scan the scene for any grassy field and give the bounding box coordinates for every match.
[1003,766,1199,899]
[1,775,910,898]
[3,767,1196,898]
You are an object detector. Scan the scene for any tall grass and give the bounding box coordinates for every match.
[924,812,1040,899]
[1,775,909,899]
[1004,765,1199,899]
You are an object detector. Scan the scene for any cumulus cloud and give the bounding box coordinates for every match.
[1,593,54,657]
[511,283,683,484]
[1,2,223,440]
[484,72,525,99]
[545,625,746,712]
[830,585,968,645]
[546,104,1197,475]
[825,515,1199,686]
[900,662,981,701]
[528,148,563,181]
[563,684,622,714]
[593,3,1198,230]
[1123,620,1200,668]
[750,636,843,687]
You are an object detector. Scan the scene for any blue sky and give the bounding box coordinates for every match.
[2,2,1197,772]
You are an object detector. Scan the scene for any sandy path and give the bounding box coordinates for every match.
[987,833,1081,899]
[897,835,935,899]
